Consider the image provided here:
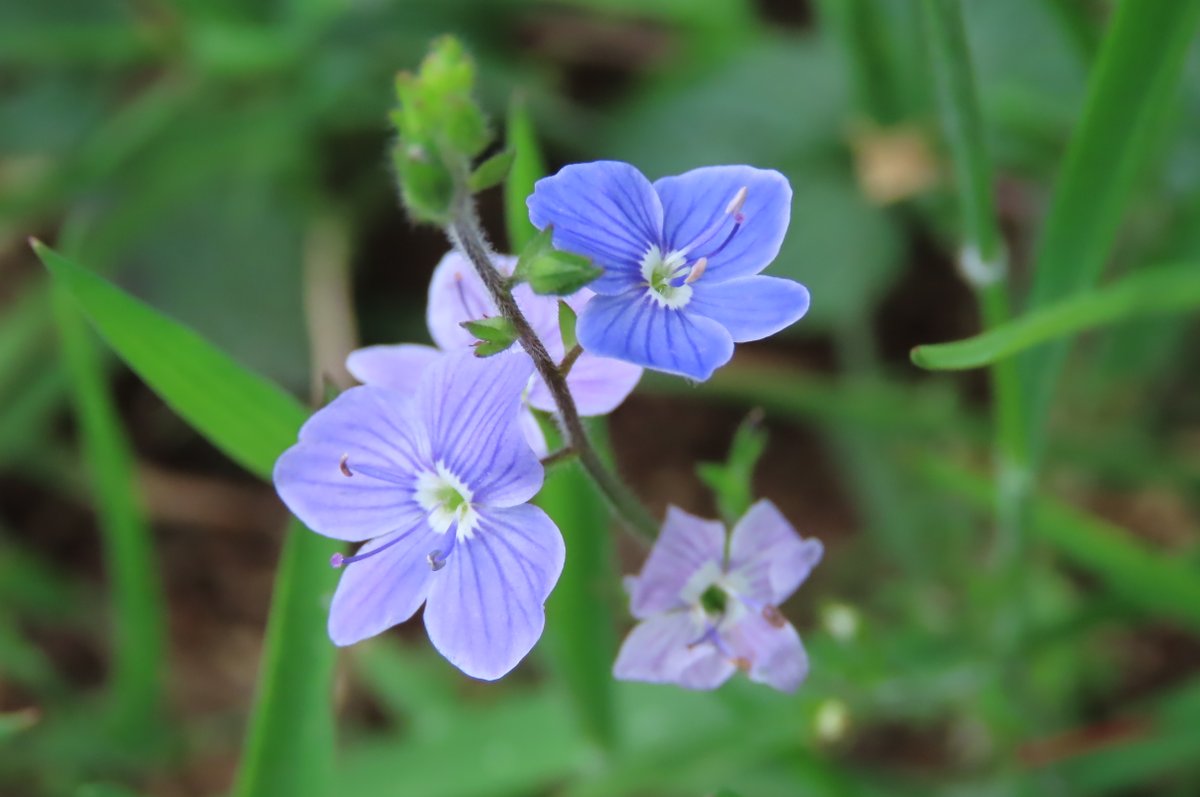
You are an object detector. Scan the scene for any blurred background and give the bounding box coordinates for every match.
[2,0,1199,795]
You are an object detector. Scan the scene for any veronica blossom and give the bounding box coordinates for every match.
[615,501,822,692]
[528,162,809,381]
[274,351,564,680]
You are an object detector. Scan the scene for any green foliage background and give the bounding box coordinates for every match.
[2,1,1199,795]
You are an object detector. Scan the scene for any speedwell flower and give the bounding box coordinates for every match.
[527,162,810,381]
[614,500,822,692]
[346,250,642,455]
[273,350,564,681]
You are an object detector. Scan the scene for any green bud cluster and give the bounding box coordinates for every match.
[390,37,496,223]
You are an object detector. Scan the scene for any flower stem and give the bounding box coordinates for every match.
[447,200,659,542]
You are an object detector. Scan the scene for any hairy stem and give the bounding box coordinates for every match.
[447,201,659,541]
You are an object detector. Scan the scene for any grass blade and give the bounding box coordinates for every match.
[1019,0,1200,452]
[51,285,165,741]
[35,241,339,796]
[912,265,1200,370]
[537,421,619,749]
[231,520,339,797]
[34,241,307,481]
[504,94,547,252]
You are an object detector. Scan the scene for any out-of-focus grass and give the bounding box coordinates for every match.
[3,0,1200,796]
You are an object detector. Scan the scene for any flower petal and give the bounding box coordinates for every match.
[423,504,565,680]
[613,611,735,690]
[416,351,543,507]
[654,166,791,282]
[426,251,536,352]
[728,500,823,605]
[687,275,810,342]
[273,386,429,541]
[425,249,564,358]
[723,614,809,692]
[527,350,643,416]
[528,161,664,295]
[517,407,549,458]
[576,292,734,381]
[346,344,442,395]
[328,525,437,645]
[627,505,726,618]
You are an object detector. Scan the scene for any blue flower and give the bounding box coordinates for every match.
[273,351,564,681]
[528,162,810,380]
[614,501,822,692]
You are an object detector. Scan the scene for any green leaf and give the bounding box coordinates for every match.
[504,94,547,251]
[232,521,339,797]
[696,412,767,526]
[912,264,1200,370]
[34,242,307,482]
[461,316,518,357]
[51,283,165,741]
[537,419,619,748]
[1019,0,1200,456]
[468,148,515,193]
[557,300,578,352]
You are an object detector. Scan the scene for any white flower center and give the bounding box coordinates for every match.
[414,463,479,540]
[640,245,694,309]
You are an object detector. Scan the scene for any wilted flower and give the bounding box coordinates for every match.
[528,162,810,381]
[346,250,642,454]
[615,500,822,692]
[273,351,564,680]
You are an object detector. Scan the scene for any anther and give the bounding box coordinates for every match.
[731,656,753,672]
[339,454,353,477]
[330,553,345,568]
[427,550,448,571]
[684,257,707,284]
[762,605,787,629]
[725,186,748,216]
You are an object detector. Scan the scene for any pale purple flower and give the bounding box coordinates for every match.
[346,250,642,455]
[614,500,822,692]
[527,162,810,381]
[273,350,564,681]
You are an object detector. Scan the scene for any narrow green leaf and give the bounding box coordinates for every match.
[1019,0,1200,454]
[537,419,619,749]
[504,94,547,251]
[557,300,578,352]
[916,456,1200,632]
[232,521,339,797]
[51,284,165,741]
[34,242,307,481]
[467,148,515,193]
[912,265,1200,370]
[696,412,767,526]
[35,242,339,797]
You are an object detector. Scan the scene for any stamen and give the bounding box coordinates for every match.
[684,257,707,284]
[731,656,752,672]
[426,526,459,571]
[337,457,409,485]
[331,532,411,568]
[725,186,748,216]
[678,186,749,257]
[762,605,787,629]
